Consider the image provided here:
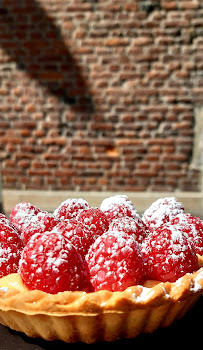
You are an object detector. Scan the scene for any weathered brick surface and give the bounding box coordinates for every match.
[0,0,202,192]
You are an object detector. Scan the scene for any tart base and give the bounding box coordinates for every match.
[0,257,203,343]
[0,293,200,343]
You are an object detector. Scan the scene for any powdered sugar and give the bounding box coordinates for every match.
[192,270,203,292]
[142,197,184,230]
[171,213,203,255]
[10,202,40,232]
[86,231,143,292]
[142,223,198,282]
[77,207,109,242]
[100,195,137,217]
[53,219,94,258]
[21,211,59,244]
[5,195,203,295]
[109,216,147,244]
[19,231,86,293]
[134,286,156,302]
[102,203,136,224]
[0,222,24,278]
[53,198,90,220]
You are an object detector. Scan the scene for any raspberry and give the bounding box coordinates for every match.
[100,195,137,216]
[10,202,41,232]
[0,213,9,224]
[0,222,24,278]
[85,232,143,292]
[109,215,147,244]
[171,213,203,255]
[53,219,93,258]
[100,194,137,217]
[141,223,198,282]
[53,198,90,220]
[102,203,134,223]
[19,231,86,294]
[77,207,109,243]
[21,212,59,245]
[142,197,184,231]
[0,213,20,236]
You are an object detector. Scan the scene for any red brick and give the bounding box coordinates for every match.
[25,104,37,113]
[0,88,8,95]
[66,4,92,11]
[17,160,30,169]
[104,38,129,46]
[19,129,31,137]
[123,3,138,11]
[146,70,169,79]
[178,1,199,9]
[27,169,51,176]
[0,0,201,192]
[41,137,67,146]
[162,1,177,10]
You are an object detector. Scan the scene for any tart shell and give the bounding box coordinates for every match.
[0,259,203,343]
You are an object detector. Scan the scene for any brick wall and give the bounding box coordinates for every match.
[0,0,202,192]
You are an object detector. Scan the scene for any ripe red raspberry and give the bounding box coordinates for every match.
[77,207,109,243]
[171,213,203,255]
[100,194,136,214]
[19,231,86,294]
[141,223,198,282]
[85,232,143,292]
[0,213,20,236]
[0,222,24,278]
[53,198,90,220]
[53,219,93,258]
[10,202,40,232]
[109,215,147,244]
[142,197,184,231]
[0,213,10,224]
[21,212,59,245]
[102,203,134,223]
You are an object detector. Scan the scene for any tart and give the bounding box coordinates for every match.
[0,196,203,343]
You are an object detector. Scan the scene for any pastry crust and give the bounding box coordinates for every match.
[0,268,202,315]
[0,256,203,343]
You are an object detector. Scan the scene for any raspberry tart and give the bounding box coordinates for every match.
[0,196,203,343]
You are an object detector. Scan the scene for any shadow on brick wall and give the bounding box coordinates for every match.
[0,0,94,114]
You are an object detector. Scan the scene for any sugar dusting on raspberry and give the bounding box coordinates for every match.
[142,223,198,282]
[86,231,143,292]
[21,211,59,245]
[77,207,109,243]
[0,213,20,237]
[10,202,41,232]
[19,231,86,294]
[53,219,94,258]
[102,203,135,223]
[4,194,202,294]
[0,213,10,225]
[142,197,184,231]
[0,222,24,278]
[109,215,147,244]
[171,213,203,255]
[100,194,137,214]
[53,198,90,220]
